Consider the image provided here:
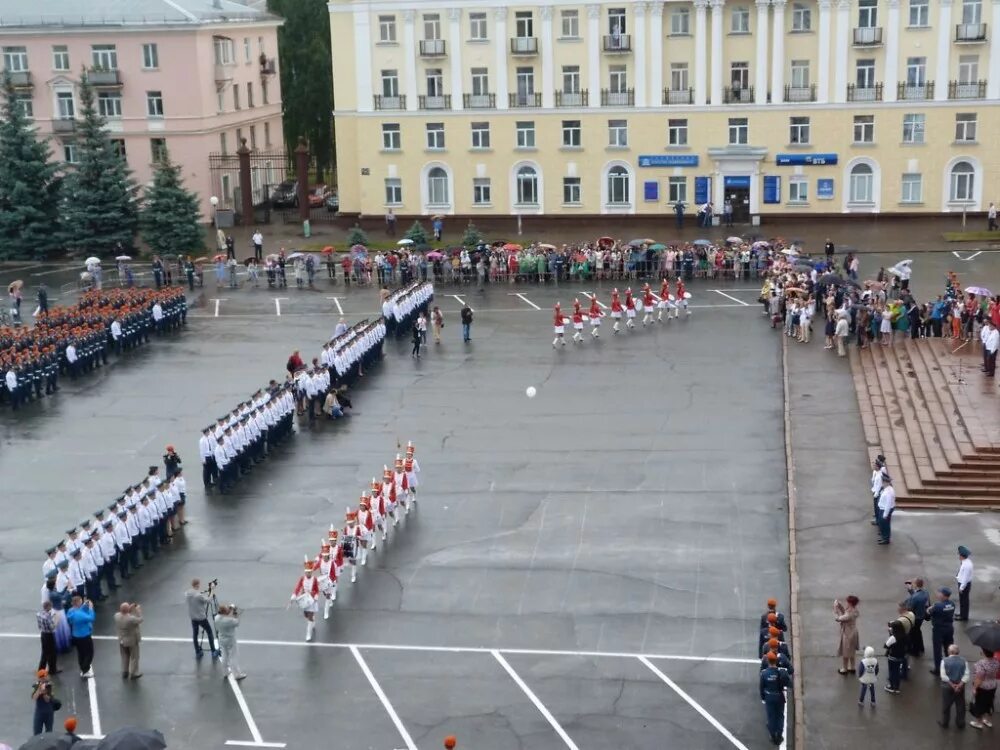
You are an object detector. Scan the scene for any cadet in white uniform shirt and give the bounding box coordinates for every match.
[955,546,974,621]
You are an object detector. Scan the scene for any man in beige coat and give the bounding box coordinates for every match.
[114,602,143,679]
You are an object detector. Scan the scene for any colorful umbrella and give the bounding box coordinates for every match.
[286,252,306,260]
[397,238,414,246]
[321,246,335,255]
[726,236,743,244]
[692,239,712,247]
[213,253,227,262]
[965,286,993,297]
[7,280,23,293]
[650,243,667,251]
[537,243,557,251]
[426,251,444,260]
[503,242,523,251]
[192,256,209,263]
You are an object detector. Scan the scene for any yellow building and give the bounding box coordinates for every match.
[330,0,1000,221]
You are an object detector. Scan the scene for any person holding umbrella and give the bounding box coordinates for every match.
[966,635,999,728]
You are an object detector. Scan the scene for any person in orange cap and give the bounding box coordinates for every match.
[443,736,457,749]
[759,599,788,632]
[163,444,182,480]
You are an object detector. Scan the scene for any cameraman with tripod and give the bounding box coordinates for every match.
[185,579,221,660]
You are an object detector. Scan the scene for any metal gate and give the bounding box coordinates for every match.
[208,149,290,224]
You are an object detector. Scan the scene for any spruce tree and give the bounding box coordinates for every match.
[60,74,138,255]
[346,226,369,246]
[462,222,483,248]
[0,76,63,260]
[404,221,428,245]
[140,153,203,257]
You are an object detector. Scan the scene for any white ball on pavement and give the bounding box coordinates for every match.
[526,386,537,398]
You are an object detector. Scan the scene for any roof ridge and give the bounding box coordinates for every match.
[158,0,198,23]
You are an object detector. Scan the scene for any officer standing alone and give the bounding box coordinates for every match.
[928,587,956,676]
[759,652,791,745]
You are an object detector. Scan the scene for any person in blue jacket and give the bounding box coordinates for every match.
[760,652,791,745]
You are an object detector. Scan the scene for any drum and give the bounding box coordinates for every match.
[340,536,356,560]
[294,592,315,611]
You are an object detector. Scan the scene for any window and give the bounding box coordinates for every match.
[52,45,69,71]
[473,177,491,205]
[856,59,876,88]
[671,7,690,35]
[381,70,399,97]
[385,178,402,204]
[791,3,811,30]
[516,120,535,148]
[908,0,929,26]
[859,0,878,27]
[91,44,117,70]
[670,63,689,91]
[220,132,228,153]
[56,91,75,119]
[668,118,688,146]
[142,43,158,69]
[609,65,628,92]
[247,82,254,108]
[791,60,810,88]
[150,138,167,164]
[731,61,749,89]
[2,46,28,71]
[516,165,539,205]
[962,0,983,24]
[958,55,979,84]
[608,7,627,36]
[562,120,581,147]
[382,122,403,151]
[379,15,397,42]
[668,176,687,204]
[950,161,975,202]
[63,144,78,164]
[258,36,265,55]
[469,12,487,40]
[905,57,926,86]
[955,113,977,141]
[427,166,449,205]
[236,127,243,146]
[607,166,630,205]
[249,124,257,149]
[146,91,164,118]
[515,11,534,37]
[728,117,748,145]
[97,92,122,119]
[264,122,271,147]
[561,9,580,37]
[214,37,235,65]
[471,121,491,149]
[425,122,445,150]
[244,38,252,63]
[111,138,126,160]
[516,67,535,97]
[902,113,925,143]
[471,68,489,95]
[426,69,444,96]
[901,173,923,202]
[262,79,269,105]
[608,119,628,147]
[849,163,874,203]
[15,95,32,119]
[233,85,241,110]
[423,13,441,40]
[562,65,580,93]
[789,178,808,202]
[854,114,874,143]
[563,177,581,204]
[217,90,225,113]
[731,5,750,33]
[789,116,810,144]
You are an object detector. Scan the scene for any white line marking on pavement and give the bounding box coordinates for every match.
[951,250,983,261]
[327,296,344,314]
[893,510,976,516]
[30,267,75,277]
[711,289,750,306]
[274,297,287,316]
[583,292,607,309]
[984,528,1000,547]
[211,298,228,317]
[450,294,471,311]
[225,673,287,748]
[493,650,580,750]
[510,292,541,310]
[351,646,418,750]
[87,674,103,738]
[780,690,787,750]
[638,656,750,750]
[0,632,758,664]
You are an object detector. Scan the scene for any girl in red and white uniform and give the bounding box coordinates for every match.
[315,543,338,619]
[641,284,656,326]
[658,279,671,322]
[356,495,374,565]
[624,288,637,329]
[588,296,603,338]
[610,289,623,334]
[403,456,419,506]
[371,477,389,541]
[328,526,345,577]
[571,299,585,343]
[552,303,566,348]
[290,557,320,641]
[676,279,691,315]
[405,441,421,487]
[343,510,360,582]
[383,466,400,526]
[393,456,411,514]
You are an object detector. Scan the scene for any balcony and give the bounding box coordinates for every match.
[418,94,451,110]
[555,90,589,107]
[259,55,276,76]
[601,88,634,106]
[663,88,694,104]
[784,84,816,102]
[897,81,934,100]
[602,34,632,52]
[509,37,539,55]
[723,85,754,103]
[852,26,883,46]
[52,118,77,134]
[463,93,495,108]
[419,39,447,57]
[373,94,406,110]
[509,92,541,108]
[5,70,31,88]
[955,22,987,42]
[949,80,987,99]
[87,68,122,86]
[846,82,883,101]
[214,62,235,83]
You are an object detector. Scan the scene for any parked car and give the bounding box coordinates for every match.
[270,179,298,207]
[308,184,328,208]
[324,191,339,213]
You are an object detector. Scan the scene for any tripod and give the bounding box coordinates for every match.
[197,591,219,654]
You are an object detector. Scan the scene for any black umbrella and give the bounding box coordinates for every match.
[96,727,166,750]
[966,623,1000,653]
[819,273,846,285]
[18,735,75,750]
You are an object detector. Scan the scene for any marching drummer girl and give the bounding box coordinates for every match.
[588,296,603,338]
[403,455,419,506]
[641,284,655,327]
[676,278,691,315]
[658,278,670,322]
[552,302,566,348]
[571,299,585,343]
[405,441,420,484]
[316,542,338,619]
[624,288,637,329]
[290,556,320,641]
[383,466,400,526]
[357,494,375,563]
[328,525,345,577]
[342,510,360,583]
[393,456,411,514]
[610,288,623,334]
[371,477,389,542]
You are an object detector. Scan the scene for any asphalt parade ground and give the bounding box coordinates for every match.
[0,279,788,749]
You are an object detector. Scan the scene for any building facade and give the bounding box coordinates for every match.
[330,0,1000,221]
[0,0,284,220]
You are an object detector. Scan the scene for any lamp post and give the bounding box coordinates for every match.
[210,195,220,253]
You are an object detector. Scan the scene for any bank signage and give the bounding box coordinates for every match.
[637,154,700,168]
[775,153,839,166]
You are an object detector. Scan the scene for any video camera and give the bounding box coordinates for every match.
[202,578,219,593]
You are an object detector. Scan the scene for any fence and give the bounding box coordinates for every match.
[207,149,290,225]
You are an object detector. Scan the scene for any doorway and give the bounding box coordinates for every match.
[723,176,751,223]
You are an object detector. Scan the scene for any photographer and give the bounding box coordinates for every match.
[65,596,95,678]
[31,669,61,735]
[214,604,246,681]
[185,579,221,660]
[114,601,143,679]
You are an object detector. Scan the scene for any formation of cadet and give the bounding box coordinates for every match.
[758,598,792,746]
[321,318,386,387]
[382,281,434,337]
[290,442,421,641]
[198,383,297,493]
[1,287,187,410]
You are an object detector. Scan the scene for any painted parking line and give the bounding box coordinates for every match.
[583,292,607,309]
[493,650,580,750]
[450,294,472,311]
[327,296,344,315]
[351,646,418,750]
[509,292,541,310]
[225,673,287,748]
[273,298,288,316]
[74,673,105,740]
[211,298,228,317]
[711,289,750,306]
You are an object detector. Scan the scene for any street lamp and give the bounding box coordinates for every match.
[210,195,219,228]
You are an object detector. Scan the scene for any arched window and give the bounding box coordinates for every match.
[950,161,975,202]
[427,166,449,205]
[607,165,630,205]
[516,165,538,205]
[849,163,873,203]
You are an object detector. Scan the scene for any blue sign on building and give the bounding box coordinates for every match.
[644,181,659,201]
[637,154,700,168]
[775,153,839,166]
[763,176,781,204]
[723,175,752,189]
[817,178,835,199]
[694,176,711,204]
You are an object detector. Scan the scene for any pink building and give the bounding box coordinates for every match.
[0,0,284,220]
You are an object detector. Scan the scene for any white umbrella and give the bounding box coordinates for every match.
[115,254,131,261]
[396,238,414,246]
[726,236,743,244]
[889,260,913,278]
[286,251,305,261]
[85,256,101,265]
[781,248,799,256]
